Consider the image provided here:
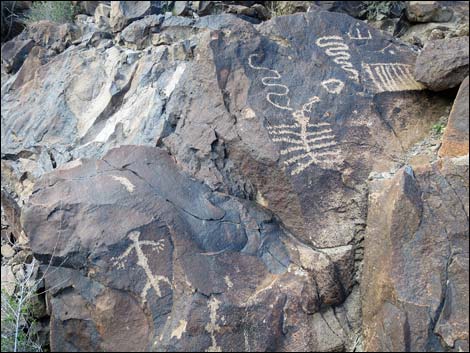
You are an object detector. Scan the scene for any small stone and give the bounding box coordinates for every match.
[1,244,15,258]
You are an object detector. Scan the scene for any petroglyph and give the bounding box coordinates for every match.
[171,320,187,340]
[348,24,372,40]
[321,78,345,94]
[316,36,359,82]
[113,231,171,302]
[248,54,293,111]
[111,175,136,193]
[362,63,425,93]
[267,97,342,176]
[205,297,222,352]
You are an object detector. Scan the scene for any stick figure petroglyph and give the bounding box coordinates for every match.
[113,231,171,302]
[316,36,360,82]
[267,97,342,176]
[248,55,343,176]
[205,297,222,352]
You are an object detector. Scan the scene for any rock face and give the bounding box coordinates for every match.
[1,3,468,352]
[363,158,469,352]
[22,145,358,352]
[439,76,469,157]
[414,36,469,91]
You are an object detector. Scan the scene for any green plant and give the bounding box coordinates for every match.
[1,260,42,352]
[432,123,445,135]
[265,1,297,18]
[24,1,76,25]
[359,1,398,21]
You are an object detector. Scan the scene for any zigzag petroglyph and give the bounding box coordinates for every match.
[362,63,425,93]
[248,54,293,111]
[112,231,171,302]
[316,36,359,82]
[266,96,342,176]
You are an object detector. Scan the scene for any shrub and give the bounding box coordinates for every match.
[24,1,76,25]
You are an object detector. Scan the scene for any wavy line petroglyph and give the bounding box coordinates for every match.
[266,97,342,176]
[112,231,171,302]
[316,36,359,82]
[362,63,425,93]
[205,297,222,352]
[248,54,293,111]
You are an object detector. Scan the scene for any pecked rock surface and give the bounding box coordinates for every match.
[22,145,359,352]
[1,4,467,352]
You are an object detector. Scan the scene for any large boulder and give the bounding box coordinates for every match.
[0,38,34,73]
[22,146,358,351]
[362,158,469,351]
[110,1,161,32]
[414,36,469,91]
[439,76,469,157]
[1,8,457,352]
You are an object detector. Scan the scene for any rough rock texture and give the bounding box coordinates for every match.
[414,36,469,91]
[363,158,469,352]
[1,4,467,352]
[16,21,81,54]
[110,1,160,32]
[22,145,359,352]
[439,76,469,157]
[1,38,34,73]
[406,1,454,23]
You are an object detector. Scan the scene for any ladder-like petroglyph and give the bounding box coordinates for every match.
[205,297,222,352]
[112,231,171,302]
[316,36,359,82]
[348,23,372,40]
[321,78,345,94]
[248,54,293,111]
[267,96,342,176]
[362,62,425,93]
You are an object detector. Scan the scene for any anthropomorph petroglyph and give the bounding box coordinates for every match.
[113,231,171,302]
[248,55,342,175]
[205,297,222,352]
[316,36,359,82]
[267,96,342,175]
[362,63,424,93]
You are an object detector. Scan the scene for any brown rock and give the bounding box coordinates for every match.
[414,37,469,91]
[109,1,158,32]
[363,160,469,351]
[406,1,454,23]
[439,76,469,157]
[0,39,34,73]
[18,21,81,53]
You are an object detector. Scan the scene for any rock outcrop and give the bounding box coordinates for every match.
[414,36,469,91]
[363,158,469,352]
[1,1,468,352]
